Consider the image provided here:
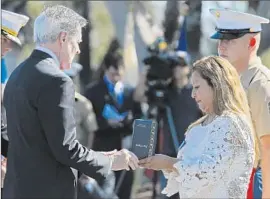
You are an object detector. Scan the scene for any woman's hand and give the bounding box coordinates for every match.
[139,154,178,171]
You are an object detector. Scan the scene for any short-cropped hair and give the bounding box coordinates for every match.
[34,5,87,44]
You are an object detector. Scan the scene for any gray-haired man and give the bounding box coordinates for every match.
[3,5,138,199]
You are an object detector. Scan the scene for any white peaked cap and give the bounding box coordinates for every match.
[209,8,269,40]
[2,9,29,45]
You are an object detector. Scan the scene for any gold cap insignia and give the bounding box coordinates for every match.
[216,11,220,18]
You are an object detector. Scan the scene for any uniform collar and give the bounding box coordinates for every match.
[248,56,262,68]
[240,56,261,90]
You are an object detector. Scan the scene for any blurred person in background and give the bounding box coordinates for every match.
[63,62,97,148]
[135,34,201,198]
[210,8,270,199]
[136,55,202,199]
[160,55,202,156]
[1,9,29,191]
[3,5,139,199]
[85,51,143,199]
[63,63,117,199]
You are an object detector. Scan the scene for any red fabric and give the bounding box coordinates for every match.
[247,168,256,199]
[144,169,154,180]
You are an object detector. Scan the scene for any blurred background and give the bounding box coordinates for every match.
[1,1,270,199]
[2,1,270,91]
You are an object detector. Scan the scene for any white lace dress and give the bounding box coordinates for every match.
[162,112,255,198]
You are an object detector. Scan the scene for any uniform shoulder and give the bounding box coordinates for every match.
[249,64,270,91]
[75,92,94,112]
[253,64,270,83]
[75,92,90,103]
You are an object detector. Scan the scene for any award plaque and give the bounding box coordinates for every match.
[131,119,158,160]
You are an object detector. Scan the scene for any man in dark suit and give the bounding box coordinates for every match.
[3,5,138,199]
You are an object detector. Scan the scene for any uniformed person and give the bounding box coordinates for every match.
[1,9,29,146]
[63,62,98,148]
[210,8,270,199]
[1,9,29,189]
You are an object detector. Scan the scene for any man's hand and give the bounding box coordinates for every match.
[110,149,139,171]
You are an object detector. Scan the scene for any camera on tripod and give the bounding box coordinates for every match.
[143,37,186,108]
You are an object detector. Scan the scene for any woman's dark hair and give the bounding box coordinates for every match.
[94,38,123,81]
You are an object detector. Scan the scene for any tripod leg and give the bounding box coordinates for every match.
[152,171,158,199]
[152,115,164,199]
[114,170,126,195]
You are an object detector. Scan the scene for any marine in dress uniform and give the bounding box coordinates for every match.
[210,8,270,199]
[1,9,29,156]
[1,9,29,190]
[64,63,98,148]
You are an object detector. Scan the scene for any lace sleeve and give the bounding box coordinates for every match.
[162,116,253,198]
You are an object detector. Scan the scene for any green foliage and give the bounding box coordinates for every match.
[17,1,114,68]
[26,1,44,17]
[17,1,45,63]
[90,1,114,67]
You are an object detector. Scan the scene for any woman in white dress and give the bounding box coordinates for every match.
[139,56,256,198]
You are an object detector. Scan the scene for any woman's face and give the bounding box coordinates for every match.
[191,70,214,114]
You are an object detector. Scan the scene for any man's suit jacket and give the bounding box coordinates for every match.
[3,50,112,199]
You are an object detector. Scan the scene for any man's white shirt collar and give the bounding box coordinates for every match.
[35,46,60,66]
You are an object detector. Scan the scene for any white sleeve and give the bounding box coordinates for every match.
[162,117,253,198]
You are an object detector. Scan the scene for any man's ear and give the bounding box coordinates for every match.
[249,37,256,48]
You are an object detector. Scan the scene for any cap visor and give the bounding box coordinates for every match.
[210,31,246,40]
[5,34,22,46]
[210,32,223,40]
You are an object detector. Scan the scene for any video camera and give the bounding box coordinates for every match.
[143,37,186,108]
